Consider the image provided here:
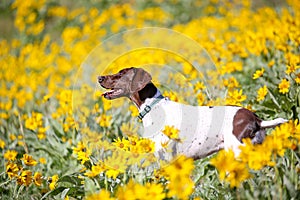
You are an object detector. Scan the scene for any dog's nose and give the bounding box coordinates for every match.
[98,76,105,83]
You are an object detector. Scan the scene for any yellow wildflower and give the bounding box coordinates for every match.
[264,135,287,157]
[113,137,130,151]
[0,112,8,119]
[105,168,120,179]
[97,114,112,127]
[102,97,112,111]
[61,26,82,44]
[39,157,47,164]
[57,90,72,109]
[6,162,19,179]
[25,118,38,130]
[221,61,243,74]
[21,154,38,166]
[291,119,300,141]
[253,68,265,79]
[120,122,138,136]
[268,60,275,67]
[194,81,206,92]
[211,149,250,188]
[0,139,5,149]
[225,161,251,188]
[9,134,16,141]
[78,175,85,185]
[117,179,147,200]
[128,136,139,149]
[129,105,139,117]
[145,182,165,200]
[25,112,43,131]
[286,64,298,75]
[33,172,43,186]
[162,125,180,140]
[43,94,51,102]
[295,73,300,84]
[86,190,114,200]
[84,162,106,178]
[267,122,294,156]
[72,141,87,154]
[19,170,33,186]
[37,127,47,140]
[26,20,44,35]
[257,85,268,101]
[137,138,155,153]
[163,156,195,178]
[11,39,21,48]
[167,175,194,199]
[63,116,76,132]
[77,148,92,164]
[223,77,240,88]
[162,156,195,199]
[197,92,205,106]
[4,150,18,161]
[278,79,290,94]
[48,6,68,18]
[89,7,99,18]
[48,174,59,190]
[226,89,247,106]
[104,152,128,177]
[239,138,274,170]
[17,135,24,146]
[163,91,179,102]
[211,150,234,179]
[117,178,166,199]
[161,140,169,149]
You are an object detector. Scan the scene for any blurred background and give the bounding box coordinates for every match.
[0,0,290,40]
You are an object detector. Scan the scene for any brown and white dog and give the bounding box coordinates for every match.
[98,67,287,160]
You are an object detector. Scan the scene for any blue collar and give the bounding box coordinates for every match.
[138,94,164,120]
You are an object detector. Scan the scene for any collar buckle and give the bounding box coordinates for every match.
[138,95,164,121]
[144,105,151,112]
[138,105,151,120]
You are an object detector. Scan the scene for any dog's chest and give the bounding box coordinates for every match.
[141,100,240,159]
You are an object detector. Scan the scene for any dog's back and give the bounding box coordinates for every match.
[141,99,242,159]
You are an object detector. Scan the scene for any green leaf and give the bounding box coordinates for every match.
[41,186,84,199]
[49,119,65,138]
[41,187,67,199]
[59,173,82,185]
[283,175,296,197]
[60,188,70,199]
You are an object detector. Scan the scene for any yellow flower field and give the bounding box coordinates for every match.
[0,0,300,199]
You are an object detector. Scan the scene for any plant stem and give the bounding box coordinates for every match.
[18,112,29,154]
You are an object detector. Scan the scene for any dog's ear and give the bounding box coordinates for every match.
[131,68,152,92]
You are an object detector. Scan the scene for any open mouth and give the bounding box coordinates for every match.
[102,88,123,99]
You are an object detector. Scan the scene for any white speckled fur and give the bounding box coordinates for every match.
[140,97,242,160]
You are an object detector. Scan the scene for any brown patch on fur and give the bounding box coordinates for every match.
[232,108,262,142]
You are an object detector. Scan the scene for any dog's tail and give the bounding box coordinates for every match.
[260,118,288,128]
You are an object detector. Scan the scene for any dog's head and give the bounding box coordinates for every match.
[98,67,152,100]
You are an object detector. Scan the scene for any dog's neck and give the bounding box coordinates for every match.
[152,89,163,98]
[137,83,165,120]
[129,82,163,108]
